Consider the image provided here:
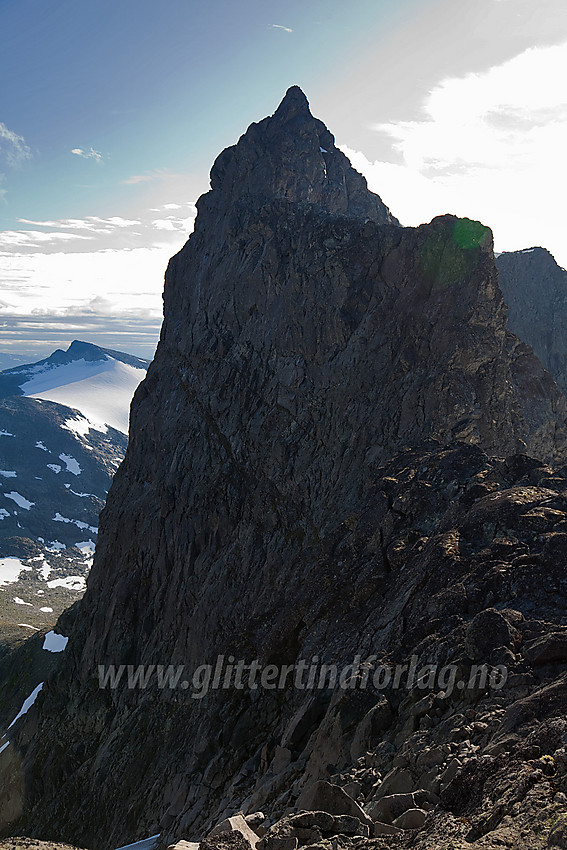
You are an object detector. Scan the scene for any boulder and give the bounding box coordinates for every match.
[201,832,255,850]
[465,608,514,662]
[372,821,402,836]
[367,792,416,824]
[331,815,369,837]
[295,781,371,825]
[245,813,266,829]
[525,632,567,666]
[168,843,200,850]
[392,808,427,830]
[208,815,260,849]
[289,812,335,832]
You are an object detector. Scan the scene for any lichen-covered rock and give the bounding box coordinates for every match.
[207,815,259,848]
[549,813,567,848]
[201,832,253,850]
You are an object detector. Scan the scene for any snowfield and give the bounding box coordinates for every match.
[21,356,146,433]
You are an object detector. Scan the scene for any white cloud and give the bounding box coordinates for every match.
[0,231,94,248]
[0,122,32,167]
[377,42,567,172]
[152,215,195,232]
[349,40,567,268]
[271,24,293,33]
[3,207,195,255]
[0,247,168,319]
[18,216,140,232]
[71,147,104,163]
[0,201,198,332]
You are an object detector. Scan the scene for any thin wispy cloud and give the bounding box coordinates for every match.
[7,207,195,255]
[0,231,94,248]
[71,147,104,162]
[121,168,184,185]
[271,24,293,33]
[0,121,32,168]
[18,216,141,232]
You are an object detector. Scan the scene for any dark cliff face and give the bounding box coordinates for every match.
[496,247,567,396]
[5,88,567,848]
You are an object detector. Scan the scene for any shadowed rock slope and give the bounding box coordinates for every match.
[496,247,567,397]
[4,87,567,849]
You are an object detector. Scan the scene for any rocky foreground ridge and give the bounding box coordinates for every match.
[3,88,567,849]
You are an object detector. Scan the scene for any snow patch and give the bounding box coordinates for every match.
[8,682,44,729]
[0,557,32,586]
[47,575,86,590]
[35,441,48,451]
[115,835,160,850]
[40,606,53,613]
[0,508,10,520]
[47,464,62,474]
[4,491,34,510]
[47,540,66,551]
[13,597,32,606]
[43,630,69,652]
[76,539,96,554]
[59,453,82,475]
[0,430,14,437]
[0,741,9,755]
[53,512,97,533]
[38,562,51,580]
[0,470,17,478]
[63,414,104,437]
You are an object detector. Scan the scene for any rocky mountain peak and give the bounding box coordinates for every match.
[272,84,312,121]
[203,86,397,224]
[5,90,567,850]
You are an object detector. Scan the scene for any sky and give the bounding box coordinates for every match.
[1,0,566,365]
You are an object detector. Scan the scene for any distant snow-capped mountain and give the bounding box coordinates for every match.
[0,340,149,635]
[0,339,149,434]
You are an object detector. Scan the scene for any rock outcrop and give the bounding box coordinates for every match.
[4,88,567,850]
[497,246,567,396]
